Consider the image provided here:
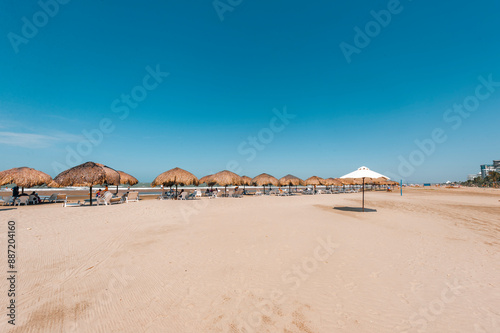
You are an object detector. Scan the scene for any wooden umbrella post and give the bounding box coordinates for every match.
[90,185,93,206]
[362,177,365,212]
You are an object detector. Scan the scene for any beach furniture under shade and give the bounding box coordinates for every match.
[53,161,120,206]
[199,174,217,193]
[305,176,325,194]
[279,174,304,193]
[340,166,390,212]
[252,173,279,195]
[116,171,139,194]
[0,167,53,194]
[151,167,199,199]
[241,175,253,193]
[208,170,243,197]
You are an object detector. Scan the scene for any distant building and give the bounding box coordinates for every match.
[467,174,480,181]
[494,160,500,169]
[480,164,496,178]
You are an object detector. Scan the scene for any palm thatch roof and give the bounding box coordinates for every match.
[54,162,120,187]
[323,178,342,186]
[366,177,385,185]
[241,176,253,186]
[339,178,355,185]
[253,173,279,186]
[117,171,139,186]
[0,167,53,188]
[279,174,303,186]
[199,174,216,186]
[209,170,243,186]
[305,176,325,186]
[151,167,198,187]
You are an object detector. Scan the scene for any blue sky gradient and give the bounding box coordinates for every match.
[1,1,499,182]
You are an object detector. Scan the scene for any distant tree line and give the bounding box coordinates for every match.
[461,171,500,187]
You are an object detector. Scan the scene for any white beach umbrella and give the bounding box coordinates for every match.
[340,166,390,212]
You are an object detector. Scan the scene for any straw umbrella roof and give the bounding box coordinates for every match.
[209,170,243,186]
[253,173,279,186]
[339,178,355,185]
[151,167,198,187]
[0,167,53,188]
[305,176,325,186]
[241,176,254,186]
[279,174,303,186]
[117,171,139,186]
[324,178,342,186]
[199,174,216,186]
[54,162,120,186]
[367,177,387,185]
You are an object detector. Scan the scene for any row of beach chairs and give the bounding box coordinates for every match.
[0,194,67,206]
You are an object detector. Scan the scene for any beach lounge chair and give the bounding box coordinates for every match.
[42,194,58,203]
[55,194,67,205]
[187,192,197,200]
[0,196,13,206]
[97,192,123,206]
[178,192,188,200]
[195,190,202,198]
[232,189,243,198]
[210,191,219,199]
[126,191,140,203]
[28,194,38,205]
[14,196,29,206]
[63,201,82,207]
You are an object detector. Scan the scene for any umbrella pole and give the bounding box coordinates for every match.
[176,185,178,200]
[362,178,365,212]
[225,186,227,197]
[116,185,119,195]
[90,186,93,206]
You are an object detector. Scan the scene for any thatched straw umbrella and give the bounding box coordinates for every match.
[253,173,279,195]
[305,176,325,186]
[241,176,253,192]
[54,162,120,206]
[199,174,217,191]
[151,167,198,198]
[323,178,341,191]
[0,167,53,194]
[209,170,243,197]
[279,174,303,193]
[116,171,139,194]
[305,176,325,194]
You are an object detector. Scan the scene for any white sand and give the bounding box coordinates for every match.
[0,187,499,332]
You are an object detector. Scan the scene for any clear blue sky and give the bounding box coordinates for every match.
[1,0,499,183]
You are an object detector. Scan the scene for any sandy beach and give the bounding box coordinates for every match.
[0,187,499,332]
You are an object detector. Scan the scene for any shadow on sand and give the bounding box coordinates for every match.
[0,208,17,212]
[334,206,377,212]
